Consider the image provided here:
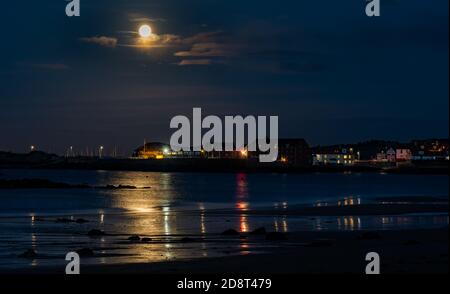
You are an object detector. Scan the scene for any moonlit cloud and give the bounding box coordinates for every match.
[181,31,227,44]
[177,59,213,66]
[80,36,118,48]
[174,43,238,57]
[112,29,239,65]
[173,31,239,59]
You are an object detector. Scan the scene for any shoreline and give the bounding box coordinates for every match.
[1,156,449,175]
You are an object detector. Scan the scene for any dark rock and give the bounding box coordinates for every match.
[357,232,382,240]
[88,229,105,237]
[103,184,137,190]
[75,218,89,224]
[266,232,288,241]
[0,179,90,189]
[18,249,37,259]
[128,235,141,242]
[55,218,74,223]
[180,237,197,243]
[118,185,137,189]
[250,227,267,235]
[221,229,240,236]
[76,248,94,257]
[305,239,334,247]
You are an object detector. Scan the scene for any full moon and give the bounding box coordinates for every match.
[138,25,152,38]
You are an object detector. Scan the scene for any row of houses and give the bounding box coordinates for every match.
[132,138,449,167]
[311,139,449,166]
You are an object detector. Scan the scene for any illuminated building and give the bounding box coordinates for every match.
[132,142,241,159]
[133,142,171,159]
[312,146,358,166]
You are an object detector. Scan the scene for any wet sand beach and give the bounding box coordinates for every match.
[80,228,449,274]
[0,170,448,274]
[3,201,448,274]
[7,228,448,274]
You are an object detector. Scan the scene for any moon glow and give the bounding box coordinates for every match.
[138,25,152,38]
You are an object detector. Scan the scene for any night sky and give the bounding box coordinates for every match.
[0,0,448,155]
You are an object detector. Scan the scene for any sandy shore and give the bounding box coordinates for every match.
[84,228,450,274]
[1,196,448,274]
[9,228,447,274]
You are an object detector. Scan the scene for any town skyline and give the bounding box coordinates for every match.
[5,136,448,159]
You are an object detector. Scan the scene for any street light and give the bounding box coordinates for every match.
[99,146,104,158]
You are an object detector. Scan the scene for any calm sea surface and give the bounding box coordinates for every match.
[0,169,448,270]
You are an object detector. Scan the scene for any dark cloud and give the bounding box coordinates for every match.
[28,63,71,70]
[80,36,118,48]
[278,62,329,74]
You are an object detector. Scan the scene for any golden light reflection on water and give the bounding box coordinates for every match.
[163,206,171,236]
[282,219,288,232]
[236,202,249,211]
[30,233,38,267]
[200,213,206,235]
[96,172,182,262]
[105,172,176,214]
[240,215,249,233]
[240,242,251,255]
[337,216,362,230]
[198,203,207,235]
[274,218,289,232]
